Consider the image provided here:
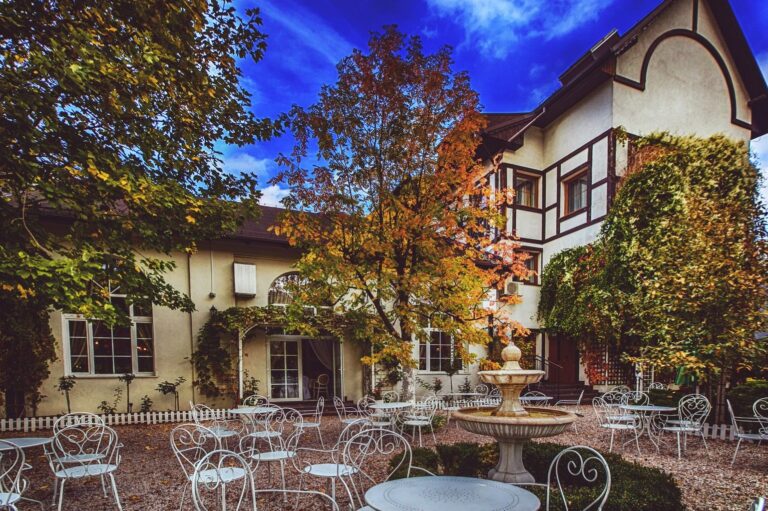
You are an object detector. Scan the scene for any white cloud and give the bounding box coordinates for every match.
[426,0,615,60]
[259,184,291,207]
[221,152,273,179]
[751,135,768,205]
[258,0,353,67]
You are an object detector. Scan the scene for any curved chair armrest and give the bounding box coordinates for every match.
[410,466,437,477]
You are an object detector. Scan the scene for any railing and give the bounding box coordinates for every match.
[522,354,564,400]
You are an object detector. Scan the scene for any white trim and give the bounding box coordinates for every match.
[266,335,304,401]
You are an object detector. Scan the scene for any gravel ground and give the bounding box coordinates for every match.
[2,406,766,510]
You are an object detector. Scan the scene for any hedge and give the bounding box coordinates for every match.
[390,441,685,511]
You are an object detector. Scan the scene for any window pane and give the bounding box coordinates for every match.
[93,337,113,357]
[68,320,87,338]
[136,338,153,357]
[137,357,154,373]
[271,341,284,355]
[285,341,298,355]
[71,356,89,373]
[113,338,132,356]
[132,300,152,317]
[270,356,285,370]
[94,357,113,374]
[114,357,132,374]
[419,342,427,371]
[70,337,88,358]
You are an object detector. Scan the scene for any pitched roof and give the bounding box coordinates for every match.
[482,0,768,147]
[228,205,290,245]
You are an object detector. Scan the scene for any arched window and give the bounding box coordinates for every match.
[268,272,304,306]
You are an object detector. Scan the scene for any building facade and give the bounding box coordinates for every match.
[481,0,768,387]
[33,0,768,416]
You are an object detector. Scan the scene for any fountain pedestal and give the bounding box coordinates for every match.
[452,341,576,483]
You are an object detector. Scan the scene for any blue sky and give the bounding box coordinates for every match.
[222,0,768,206]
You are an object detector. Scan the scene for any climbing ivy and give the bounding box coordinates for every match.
[539,133,768,402]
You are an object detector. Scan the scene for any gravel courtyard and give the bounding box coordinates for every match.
[3,405,767,510]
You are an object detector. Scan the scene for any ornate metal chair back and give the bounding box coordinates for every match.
[52,412,105,433]
[170,424,221,481]
[546,445,611,511]
[678,394,710,427]
[0,440,25,507]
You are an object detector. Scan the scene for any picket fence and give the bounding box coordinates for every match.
[0,408,235,433]
[0,403,740,441]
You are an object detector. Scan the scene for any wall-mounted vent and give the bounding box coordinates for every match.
[233,263,257,297]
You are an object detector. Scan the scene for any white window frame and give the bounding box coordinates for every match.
[61,295,155,377]
[418,328,465,374]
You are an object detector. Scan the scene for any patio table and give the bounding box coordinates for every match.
[0,436,51,450]
[229,406,277,416]
[369,402,413,411]
[0,437,52,509]
[365,475,540,511]
[620,404,676,451]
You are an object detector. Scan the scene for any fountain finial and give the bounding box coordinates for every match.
[501,341,523,371]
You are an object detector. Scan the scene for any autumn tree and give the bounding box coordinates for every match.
[0,0,280,416]
[539,133,768,420]
[274,27,530,398]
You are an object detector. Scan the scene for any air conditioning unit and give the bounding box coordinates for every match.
[233,263,257,297]
[502,280,521,297]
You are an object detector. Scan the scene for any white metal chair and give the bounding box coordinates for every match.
[753,398,768,422]
[52,412,105,434]
[293,418,370,501]
[620,391,649,406]
[727,399,768,466]
[192,449,339,510]
[311,374,330,399]
[593,396,641,454]
[556,390,585,407]
[241,395,269,407]
[751,497,766,511]
[191,403,245,447]
[341,428,435,510]
[333,396,360,427]
[521,390,551,406]
[517,445,611,511]
[402,397,438,447]
[357,396,392,429]
[0,439,28,511]
[648,382,668,390]
[171,423,225,511]
[46,424,123,511]
[610,385,631,393]
[240,408,304,492]
[661,394,710,459]
[298,397,325,447]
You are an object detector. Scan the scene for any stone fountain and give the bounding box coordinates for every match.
[452,341,576,483]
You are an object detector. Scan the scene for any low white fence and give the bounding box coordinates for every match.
[0,404,741,441]
[0,409,234,433]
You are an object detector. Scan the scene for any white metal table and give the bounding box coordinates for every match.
[229,406,277,415]
[620,404,676,450]
[369,402,413,412]
[365,475,540,511]
[0,437,52,509]
[0,437,51,450]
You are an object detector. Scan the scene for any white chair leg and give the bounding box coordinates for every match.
[57,479,66,511]
[731,438,742,466]
[676,431,682,460]
[430,423,436,444]
[317,426,325,448]
[609,430,615,453]
[634,430,641,456]
[700,430,710,456]
[100,475,108,497]
[109,473,123,511]
[179,481,189,511]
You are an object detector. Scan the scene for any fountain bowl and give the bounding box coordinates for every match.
[452,405,575,440]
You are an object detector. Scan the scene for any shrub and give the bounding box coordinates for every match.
[728,379,768,417]
[390,442,684,511]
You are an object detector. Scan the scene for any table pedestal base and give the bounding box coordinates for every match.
[488,440,535,484]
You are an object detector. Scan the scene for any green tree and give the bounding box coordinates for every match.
[273,27,530,398]
[539,133,768,420]
[0,0,280,415]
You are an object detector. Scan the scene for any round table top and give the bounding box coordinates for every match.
[449,392,484,397]
[619,404,676,412]
[365,475,540,511]
[229,406,277,415]
[0,437,52,450]
[519,396,552,402]
[369,402,413,410]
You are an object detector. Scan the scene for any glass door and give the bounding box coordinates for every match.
[268,337,302,400]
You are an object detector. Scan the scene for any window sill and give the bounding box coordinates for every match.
[417,371,471,376]
[65,373,158,379]
[560,207,587,221]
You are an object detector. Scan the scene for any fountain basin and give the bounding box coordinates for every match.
[453,406,576,483]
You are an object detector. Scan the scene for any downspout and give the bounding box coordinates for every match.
[238,330,244,401]
[187,253,196,405]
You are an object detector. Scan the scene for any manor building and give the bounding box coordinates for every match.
[36,0,768,415]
